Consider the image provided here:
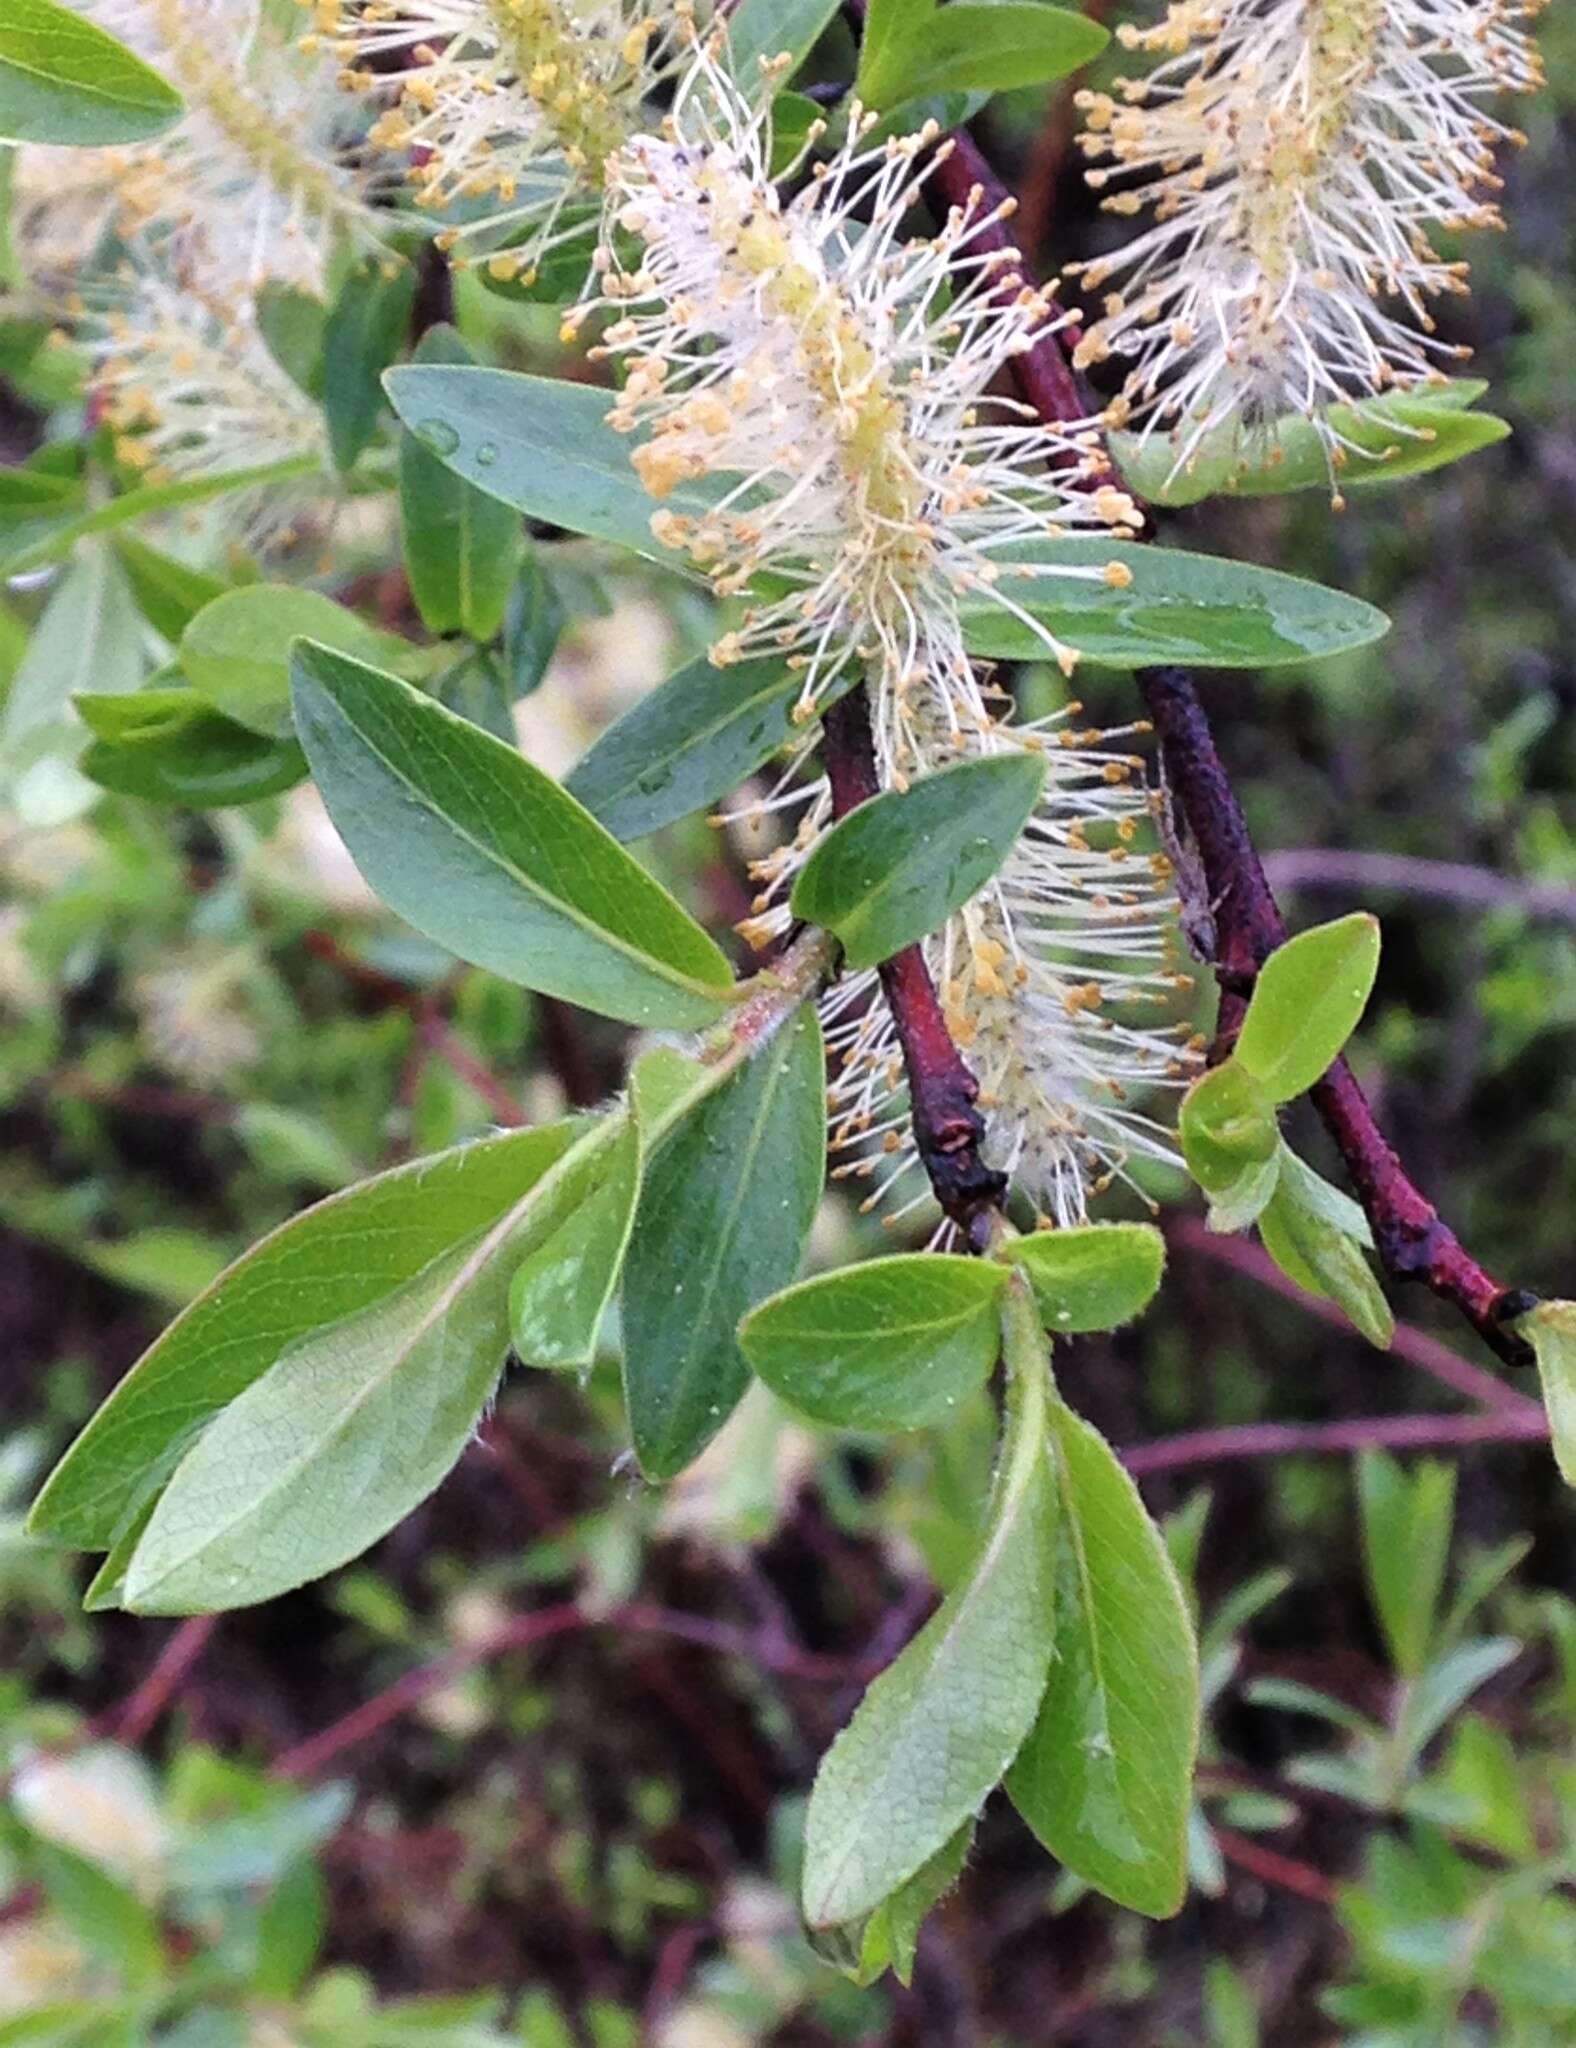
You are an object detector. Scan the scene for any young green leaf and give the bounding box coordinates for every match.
[322,256,415,473]
[858,0,1107,110]
[1179,1059,1278,1197]
[118,1119,627,1613]
[1235,913,1381,1102]
[802,1332,1057,1930]
[1356,1450,1456,1679]
[1007,1401,1200,1917]
[809,1822,974,1987]
[622,1009,825,1479]
[1257,1170,1394,1350]
[566,652,820,843]
[738,1255,1007,1432]
[1513,1300,1576,1488]
[1111,383,1509,508]
[399,326,522,642]
[182,584,421,738]
[792,754,1045,969]
[509,1110,641,1370]
[290,641,737,1029]
[1000,1223,1166,1335]
[29,1122,591,1552]
[0,0,184,144]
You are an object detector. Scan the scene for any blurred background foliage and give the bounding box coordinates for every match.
[2,2,1575,2041]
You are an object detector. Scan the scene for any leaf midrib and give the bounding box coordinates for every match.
[327,682,731,1005]
[130,1124,617,1592]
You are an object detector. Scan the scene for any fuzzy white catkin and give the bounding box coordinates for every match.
[1070,0,1545,490]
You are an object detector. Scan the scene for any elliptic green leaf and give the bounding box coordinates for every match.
[858,0,1107,109]
[1001,1223,1166,1335]
[291,641,737,1029]
[566,652,818,843]
[1007,1399,1200,1918]
[322,256,415,473]
[118,1120,626,1612]
[0,0,183,145]
[1256,1165,1394,1350]
[81,706,307,808]
[399,326,522,642]
[1111,382,1510,508]
[622,1008,825,1479]
[383,366,720,564]
[509,1111,641,1370]
[1235,913,1381,1102]
[28,1123,589,1552]
[383,372,1389,673]
[112,536,228,643]
[962,541,1391,672]
[738,1254,1007,1432]
[792,754,1045,969]
[183,584,421,738]
[803,1349,1058,1929]
[1510,1300,1576,1489]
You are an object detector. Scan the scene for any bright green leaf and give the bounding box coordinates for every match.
[810,1822,974,1987]
[82,708,307,808]
[792,754,1045,968]
[1258,1168,1394,1350]
[1236,913,1381,1101]
[509,1111,640,1369]
[290,640,737,1029]
[0,0,183,144]
[181,583,419,738]
[1008,1401,1199,1917]
[1001,1223,1166,1335]
[738,1254,1006,1432]
[120,1120,626,1612]
[858,0,1107,109]
[28,1124,593,1551]
[399,326,522,641]
[803,1341,1057,1928]
[1356,1449,1455,1679]
[622,1008,825,1479]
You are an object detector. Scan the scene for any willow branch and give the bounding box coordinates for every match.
[923,130,1536,1367]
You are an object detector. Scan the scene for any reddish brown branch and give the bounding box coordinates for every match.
[923,127,1537,1367]
[821,691,1007,1244]
[1168,1219,1542,1417]
[91,1615,219,1746]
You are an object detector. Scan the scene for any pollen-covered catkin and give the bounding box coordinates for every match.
[582,37,1195,1226]
[1070,0,1545,487]
[309,0,684,277]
